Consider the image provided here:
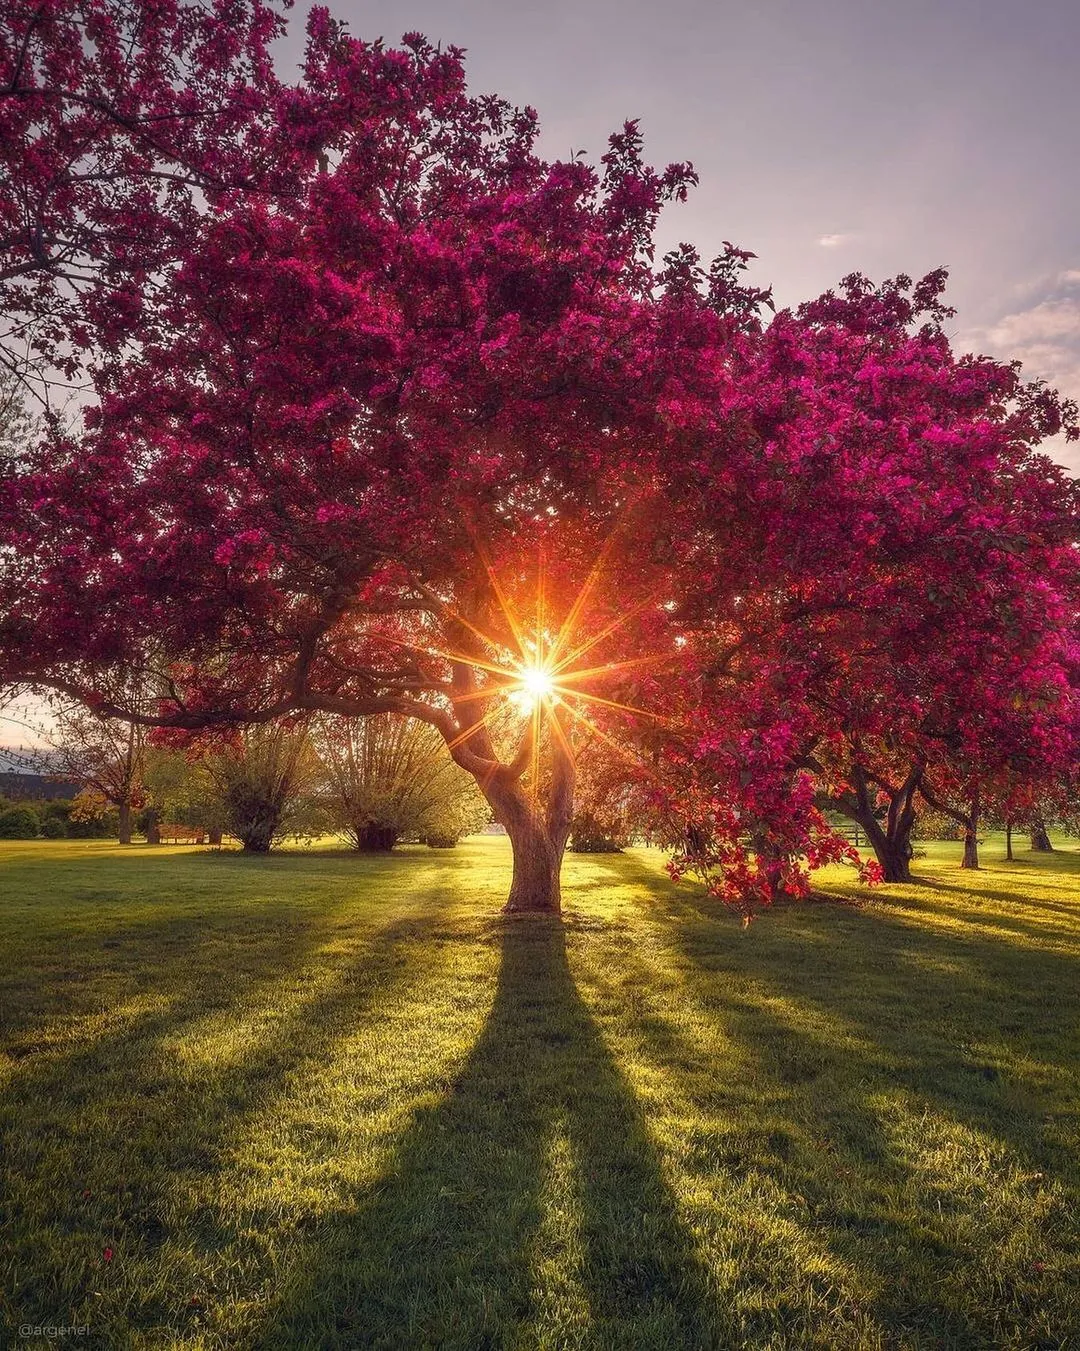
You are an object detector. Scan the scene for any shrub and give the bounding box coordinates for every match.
[0,805,41,838]
[40,816,67,838]
[206,723,319,852]
[318,715,489,852]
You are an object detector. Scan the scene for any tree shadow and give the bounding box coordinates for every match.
[894,874,1080,932]
[657,871,1080,1147]
[258,915,726,1350]
[1,888,458,1345]
[602,870,1080,1343]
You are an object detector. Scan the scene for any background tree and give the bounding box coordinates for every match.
[47,702,146,843]
[142,746,224,843]
[202,721,319,853]
[317,714,488,851]
[566,738,655,853]
[664,272,1079,898]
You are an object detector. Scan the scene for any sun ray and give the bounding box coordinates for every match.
[448,681,517,706]
[545,526,622,667]
[412,586,522,669]
[467,529,530,660]
[550,591,663,676]
[543,487,657,668]
[530,690,542,801]
[554,652,676,685]
[565,687,672,724]
[536,545,547,673]
[363,524,679,801]
[444,705,505,754]
[545,695,575,767]
[440,607,515,662]
[559,698,666,785]
[377,634,520,683]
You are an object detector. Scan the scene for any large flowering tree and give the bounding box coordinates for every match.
[664,273,1080,898]
[1,2,720,910]
[2,1,1077,914]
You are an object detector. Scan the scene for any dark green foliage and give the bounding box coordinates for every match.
[0,804,39,838]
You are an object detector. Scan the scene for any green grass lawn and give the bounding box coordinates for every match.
[1,836,1079,1349]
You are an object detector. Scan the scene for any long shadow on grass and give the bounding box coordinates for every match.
[660,872,1080,1168]
[261,915,724,1351]
[1,890,454,1345]
[599,856,1080,1345]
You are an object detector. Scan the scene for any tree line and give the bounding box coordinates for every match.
[0,706,490,852]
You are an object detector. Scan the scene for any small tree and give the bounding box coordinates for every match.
[66,788,119,837]
[317,715,488,852]
[48,704,146,844]
[205,722,318,853]
[142,747,225,843]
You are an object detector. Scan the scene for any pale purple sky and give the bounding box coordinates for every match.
[281,0,1080,470]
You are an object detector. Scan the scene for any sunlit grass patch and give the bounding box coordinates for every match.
[1,834,1078,1347]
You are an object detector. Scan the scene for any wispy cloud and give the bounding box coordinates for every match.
[955,282,1080,473]
[983,297,1080,350]
[817,232,855,248]
[958,269,1080,385]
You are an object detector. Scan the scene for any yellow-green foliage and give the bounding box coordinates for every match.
[1,835,1078,1348]
[207,723,322,851]
[317,714,489,849]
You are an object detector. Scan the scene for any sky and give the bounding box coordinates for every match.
[4,0,1080,746]
[276,0,1080,470]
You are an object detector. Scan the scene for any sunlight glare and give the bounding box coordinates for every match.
[521,665,554,699]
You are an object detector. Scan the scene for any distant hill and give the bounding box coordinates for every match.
[0,746,78,800]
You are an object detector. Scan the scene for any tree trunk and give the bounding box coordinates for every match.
[208,827,223,846]
[355,824,399,852]
[873,832,914,883]
[961,789,980,870]
[1030,821,1054,852]
[838,760,921,883]
[118,798,133,845]
[442,648,575,913]
[239,817,276,852]
[504,815,565,913]
[481,727,574,914]
[1005,820,1013,861]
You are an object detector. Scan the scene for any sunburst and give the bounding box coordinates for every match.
[382,541,679,799]
[512,664,555,711]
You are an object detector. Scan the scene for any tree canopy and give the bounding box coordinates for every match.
[1,0,1077,912]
